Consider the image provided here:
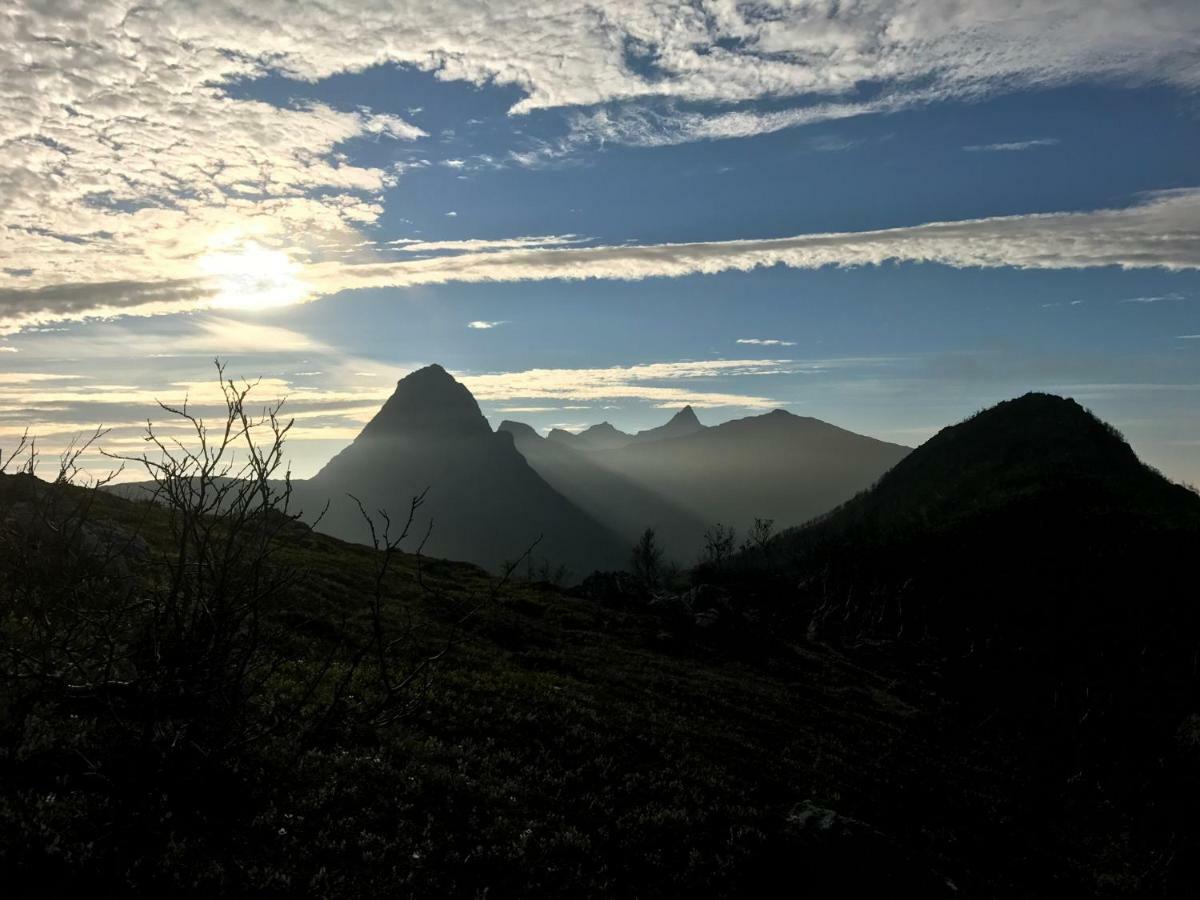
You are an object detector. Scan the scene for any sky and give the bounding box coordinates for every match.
[2,1,1200,485]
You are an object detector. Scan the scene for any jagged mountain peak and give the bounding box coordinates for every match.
[634,404,707,443]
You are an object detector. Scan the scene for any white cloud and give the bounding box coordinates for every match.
[1121,292,1186,303]
[737,338,797,347]
[3,0,1199,320]
[460,358,803,409]
[388,235,585,253]
[4,189,1200,334]
[964,138,1060,152]
[445,211,459,217]
[297,188,1200,295]
[467,320,508,329]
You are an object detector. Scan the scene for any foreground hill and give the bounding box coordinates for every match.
[295,365,626,575]
[6,466,1196,895]
[774,393,1200,656]
[705,394,1200,859]
[514,407,910,553]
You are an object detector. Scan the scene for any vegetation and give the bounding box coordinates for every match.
[2,387,1198,895]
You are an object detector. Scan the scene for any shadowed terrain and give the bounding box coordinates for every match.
[5,389,1198,896]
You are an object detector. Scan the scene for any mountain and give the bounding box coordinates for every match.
[632,404,706,444]
[573,408,910,542]
[295,365,626,574]
[499,419,708,561]
[546,421,633,451]
[545,406,706,451]
[754,393,1200,772]
[776,393,1200,636]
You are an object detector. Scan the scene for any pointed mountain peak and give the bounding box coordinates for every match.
[356,363,489,440]
[634,404,708,444]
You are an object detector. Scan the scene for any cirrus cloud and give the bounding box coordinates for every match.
[4,188,1200,334]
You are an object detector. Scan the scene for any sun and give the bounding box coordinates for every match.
[199,241,310,311]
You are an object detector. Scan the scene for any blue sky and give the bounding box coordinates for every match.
[2,2,1199,484]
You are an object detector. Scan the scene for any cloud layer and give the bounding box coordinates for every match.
[4,188,1200,334]
[462,360,795,409]
[4,0,1199,316]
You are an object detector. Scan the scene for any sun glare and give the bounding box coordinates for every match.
[199,242,309,311]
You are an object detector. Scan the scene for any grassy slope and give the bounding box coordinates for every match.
[0,475,1157,897]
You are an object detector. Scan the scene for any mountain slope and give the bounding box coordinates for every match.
[499,419,708,561]
[758,394,1200,775]
[296,365,626,574]
[9,469,1186,895]
[583,408,911,537]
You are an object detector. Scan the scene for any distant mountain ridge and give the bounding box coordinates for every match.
[506,405,910,558]
[499,419,709,560]
[103,365,910,571]
[547,422,634,451]
[545,405,710,452]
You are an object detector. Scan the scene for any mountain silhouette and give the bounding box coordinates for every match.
[540,407,910,542]
[499,419,708,561]
[759,393,1200,765]
[545,405,707,451]
[295,365,626,574]
[632,404,707,444]
[547,421,634,451]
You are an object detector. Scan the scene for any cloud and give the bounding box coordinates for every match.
[445,211,458,217]
[467,320,507,329]
[388,235,585,253]
[4,0,1199,318]
[5,189,1200,334]
[964,138,1060,152]
[1179,334,1200,340]
[297,188,1200,294]
[737,338,797,347]
[1121,292,1186,303]
[459,359,795,409]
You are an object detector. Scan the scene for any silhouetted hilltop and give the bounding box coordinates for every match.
[296,365,626,574]
[758,393,1200,776]
[824,392,1193,529]
[632,405,706,444]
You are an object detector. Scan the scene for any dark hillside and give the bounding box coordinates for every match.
[5,470,1182,896]
[706,394,1200,870]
